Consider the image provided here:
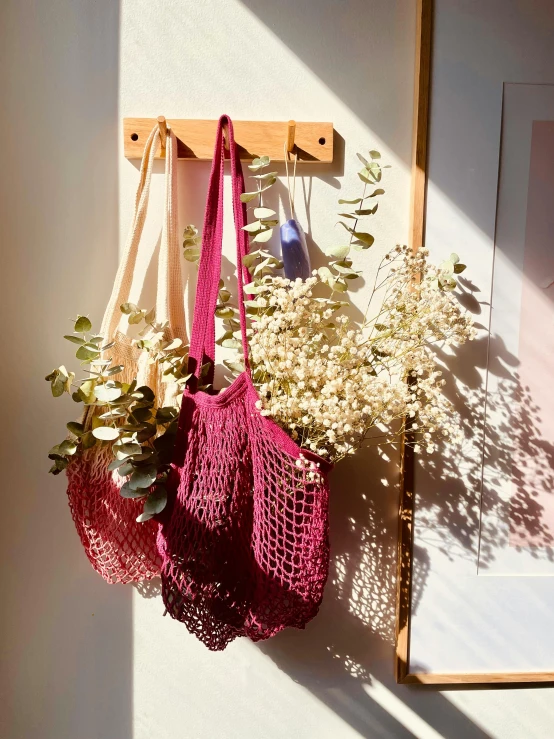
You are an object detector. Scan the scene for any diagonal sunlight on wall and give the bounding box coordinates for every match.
[123,1,554,738]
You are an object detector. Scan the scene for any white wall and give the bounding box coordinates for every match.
[1,0,551,737]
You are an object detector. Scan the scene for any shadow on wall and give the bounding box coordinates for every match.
[256,276,554,739]
[0,2,129,739]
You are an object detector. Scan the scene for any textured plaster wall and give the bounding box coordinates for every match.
[1,1,552,737]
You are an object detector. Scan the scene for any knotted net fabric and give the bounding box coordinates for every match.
[65,126,186,584]
[158,116,332,649]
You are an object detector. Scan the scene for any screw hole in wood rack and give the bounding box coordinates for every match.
[123,118,334,163]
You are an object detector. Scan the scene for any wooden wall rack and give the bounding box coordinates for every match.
[123,117,334,163]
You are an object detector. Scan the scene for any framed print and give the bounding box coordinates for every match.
[396,0,554,684]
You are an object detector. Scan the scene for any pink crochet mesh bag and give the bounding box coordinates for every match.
[66,126,186,584]
[158,116,333,650]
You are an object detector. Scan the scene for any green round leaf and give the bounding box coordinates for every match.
[94,384,123,403]
[66,421,85,437]
[129,465,157,491]
[92,426,120,441]
[143,487,167,515]
[59,439,78,456]
[183,245,200,262]
[81,431,97,449]
[120,302,138,315]
[136,512,155,523]
[326,245,351,260]
[74,316,92,333]
[120,482,147,499]
[64,335,86,345]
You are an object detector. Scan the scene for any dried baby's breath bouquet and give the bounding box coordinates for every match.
[221,153,476,463]
[241,248,474,462]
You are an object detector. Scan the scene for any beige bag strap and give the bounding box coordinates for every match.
[100,125,186,342]
[156,128,186,339]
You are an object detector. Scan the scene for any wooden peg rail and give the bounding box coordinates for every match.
[123,118,334,163]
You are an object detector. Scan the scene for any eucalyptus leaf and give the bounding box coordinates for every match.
[74,315,92,333]
[242,221,263,233]
[64,335,86,345]
[92,426,120,441]
[131,406,152,423]
[106,365,124,376]
[224,359,244,374]
[368,161,382,181]
[163,338,183,352]
[332,279,348,293]
[98,408,126,420]
[136,423,157,442]
[326,245,351,260]
[128,311,144,325]
[129,465,157,491]
[81,431,97,449]
[222,338,242,349]
[66,421,85,437]
[254,207,276,219]
[215,306,235,319]
[352,231,374,246]
[252,228,273,244]
[242,252,259,268]
[51,375,65,397]
[251,171,278,180]
[240,191,259,203]
[184,245,201,261]
[136,512,155,522]
[120,302,138,315]
[155,407,178,423]
[116,442,142,457]
[135,386,155,402]
[121,483,147,500]
[248,155,270,171]
[107,457,127,472]
[76,345,100,362]
[117,461,135,477]
[94,384,122,403]
[143,487,167,515]
[59,439,78,456]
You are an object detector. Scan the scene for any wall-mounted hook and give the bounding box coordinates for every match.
[286,119,296,157]
[222,122,230,151]
[157,115,168,151]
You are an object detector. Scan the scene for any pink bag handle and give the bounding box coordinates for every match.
[188,115,251,382]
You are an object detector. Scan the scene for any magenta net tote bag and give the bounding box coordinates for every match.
[66,126,186,584]
[158,116,333,650]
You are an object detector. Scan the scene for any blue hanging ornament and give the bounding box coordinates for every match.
[280,144,311,281]
[280,218,311,281]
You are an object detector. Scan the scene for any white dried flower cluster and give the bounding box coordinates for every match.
[247,245,476,463]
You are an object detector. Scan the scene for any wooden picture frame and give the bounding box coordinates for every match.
[394,0,554,685]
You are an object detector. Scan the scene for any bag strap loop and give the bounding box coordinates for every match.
[100,126,186,343]
[188,115,251,382]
